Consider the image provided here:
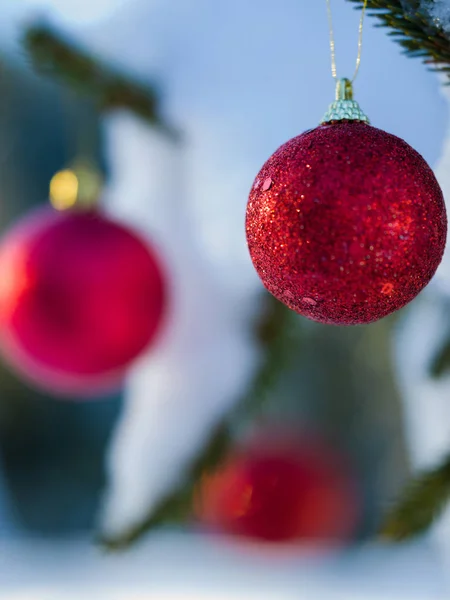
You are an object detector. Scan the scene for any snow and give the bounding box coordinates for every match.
[422,0,450,33]
[100,114,262,537]
[0,535,448,599]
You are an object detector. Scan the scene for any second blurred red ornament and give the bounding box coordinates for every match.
[0,206,166,396]
[197,432,359,543]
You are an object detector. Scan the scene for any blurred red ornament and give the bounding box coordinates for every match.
[246,122,447,325]
[197,433,359,543]
[0,207,166,396]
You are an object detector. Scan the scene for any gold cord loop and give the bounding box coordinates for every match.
[325,0,369,83]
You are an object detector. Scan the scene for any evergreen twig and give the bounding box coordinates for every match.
[430,338,450,377]
[100,423,230,551]
[23,24,180,140]
[348,0,450,75]
[99,296,298,550]
[381,453,450,540]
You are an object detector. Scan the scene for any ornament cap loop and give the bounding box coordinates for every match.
[49,160,103,212]
[320,78,370,125]
[335,78,353,101]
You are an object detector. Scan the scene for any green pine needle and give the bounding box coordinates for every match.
[23,24,180,140]
[348,1,450,74]
[99,423,230,551]
[381,453,450,541]
[430,339,450,378]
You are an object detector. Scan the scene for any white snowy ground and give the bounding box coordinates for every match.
[0,534,448,600]
[1,0,450,597]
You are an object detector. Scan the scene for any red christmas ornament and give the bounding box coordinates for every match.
[246,80,447,325]
[197,433,359,543]
[0,207,166,396]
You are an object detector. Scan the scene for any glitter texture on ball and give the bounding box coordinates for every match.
[246,122,447,325]
[0,207,166,396]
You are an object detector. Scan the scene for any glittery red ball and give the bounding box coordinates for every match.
[0,207,166,396]
[197,434,358,543]
[246,122,447,324]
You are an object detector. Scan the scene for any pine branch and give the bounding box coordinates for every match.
[380,453,450,540]
[430,338,450,377]
[100,423,230,551]
[348,1,450,74]
[23,24,180,140]
[99,295,299,550]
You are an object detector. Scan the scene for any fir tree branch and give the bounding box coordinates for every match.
[23,24,180,140]
[380,453,450,540]
[430,338,450,377]
[100,423,230,551]
[99,295,299,550]
[348,0,450,74]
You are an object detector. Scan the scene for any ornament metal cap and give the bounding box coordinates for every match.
[320,78,370,125]
[49,160,103,212]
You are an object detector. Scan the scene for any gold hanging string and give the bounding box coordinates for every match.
[325,0,369,82]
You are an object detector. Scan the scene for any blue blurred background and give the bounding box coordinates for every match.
[0,1,449,596]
